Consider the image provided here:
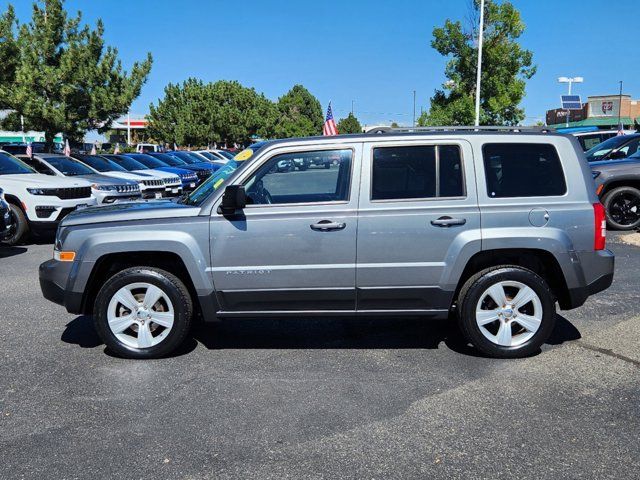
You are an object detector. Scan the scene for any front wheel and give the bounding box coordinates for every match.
[602,186,640,230]
[93,267,193,359]
[457,266,556,358]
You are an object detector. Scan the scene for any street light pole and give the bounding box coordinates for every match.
[474,0,485,127]
[618,80,623,130]
[558,76,583,128]
[413,90,416,127]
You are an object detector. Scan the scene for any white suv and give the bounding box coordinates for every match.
[0,150,96,244]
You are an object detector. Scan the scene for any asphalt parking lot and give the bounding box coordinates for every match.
[1,234,639,479]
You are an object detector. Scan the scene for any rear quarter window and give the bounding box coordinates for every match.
[482,143,567,198]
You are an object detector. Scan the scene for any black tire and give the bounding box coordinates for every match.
[457,266,556,358]
[93,267,193,359]
[602,186,640,231]
[5,203,29,246]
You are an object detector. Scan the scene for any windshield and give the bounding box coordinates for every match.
[218,150,235,160]
[126,153,168,169]
[197,151,218,162]
[0,152,36,175]
[585,136,634,161]
[170,151,200,165]
[105,154,149,171]
[76,155,128,172]
[43,156,94,176]
[150,153,186,167]
[181,143,267,206]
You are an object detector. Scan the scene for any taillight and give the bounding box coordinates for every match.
[593,203,606,250]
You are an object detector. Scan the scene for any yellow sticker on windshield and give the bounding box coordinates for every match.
[214,178,225,189]
[234,149,253,161]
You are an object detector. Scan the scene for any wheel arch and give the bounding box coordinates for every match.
[600,178,640,198]
[80,251,200,315]
[453,248,572,310]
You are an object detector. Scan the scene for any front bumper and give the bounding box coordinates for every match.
[39,259,84,314]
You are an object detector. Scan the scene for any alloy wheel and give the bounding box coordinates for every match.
[106,282,175,349]
[475,280,543,347]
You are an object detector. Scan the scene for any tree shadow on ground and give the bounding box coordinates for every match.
[61,313,581,359]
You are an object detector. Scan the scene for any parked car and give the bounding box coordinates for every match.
[17,153,141,205]
[0,187,13,242]
[71,154,166,200]
[148,152,218,183]
[136,143,161,153]
[0,150,96,244]
[585,133,640,162]
[556,127,635,152]
[39,129,614,359]
[196,149,235,162]
[591,157,640,230]
[122,153,199,191]
[102,154,183,197]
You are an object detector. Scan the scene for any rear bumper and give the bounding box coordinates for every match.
[564,249,615,309]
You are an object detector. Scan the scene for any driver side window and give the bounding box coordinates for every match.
[243,149,353,205]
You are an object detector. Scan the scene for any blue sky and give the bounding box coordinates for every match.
[10,0,640,127]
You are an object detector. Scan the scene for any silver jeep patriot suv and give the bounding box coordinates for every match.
[39,127,615,359]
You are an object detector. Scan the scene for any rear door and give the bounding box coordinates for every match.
[355,139,481,314]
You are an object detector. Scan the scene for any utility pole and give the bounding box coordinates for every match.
[474,0,485,127]
[413,90,416,127]
[351,100,355,116]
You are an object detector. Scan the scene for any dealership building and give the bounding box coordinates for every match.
[547,94,640,129]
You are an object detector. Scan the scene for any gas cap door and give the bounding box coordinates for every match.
[529,208,550,227]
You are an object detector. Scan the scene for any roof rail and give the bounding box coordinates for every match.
[365,126,555,134]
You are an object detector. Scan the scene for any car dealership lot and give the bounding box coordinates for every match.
[1,235,639,479]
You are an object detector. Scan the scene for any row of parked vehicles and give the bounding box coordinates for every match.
[0,148,235,245]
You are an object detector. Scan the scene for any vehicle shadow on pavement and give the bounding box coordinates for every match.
[193,314,582,357]
[60,313,581,359]
[0,245,28,258]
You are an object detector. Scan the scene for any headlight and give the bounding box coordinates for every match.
[27,188,53,195]
[92,184,117,191]
[592,171,601,179]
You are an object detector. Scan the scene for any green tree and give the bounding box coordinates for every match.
[148,79,277,146]
[337,113,362,134]
[418,0,535,126]
[0,0,152,150]
[274,85,323,138]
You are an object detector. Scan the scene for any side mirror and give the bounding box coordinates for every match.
[217,185,246,215]
[610,150,627,160]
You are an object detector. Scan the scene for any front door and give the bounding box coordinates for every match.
[210,144,362,314]
[356,140,481,314]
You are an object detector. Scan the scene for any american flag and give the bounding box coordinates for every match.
[323,103,339,136]
[63,139,71,156]
[617,122,625,136]
[26,142,32,158]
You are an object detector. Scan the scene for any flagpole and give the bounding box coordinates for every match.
[474,0,485,127]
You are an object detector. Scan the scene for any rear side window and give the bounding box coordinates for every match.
[482,143,566,198]
[371,145,464,200]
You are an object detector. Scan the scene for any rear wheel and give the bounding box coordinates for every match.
[602,186,640,230]
[93,267,193,359]
[457,266,556,358]
[5,203,29,245]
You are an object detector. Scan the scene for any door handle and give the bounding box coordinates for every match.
[310,220,346,231]
[430,216,467,227]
